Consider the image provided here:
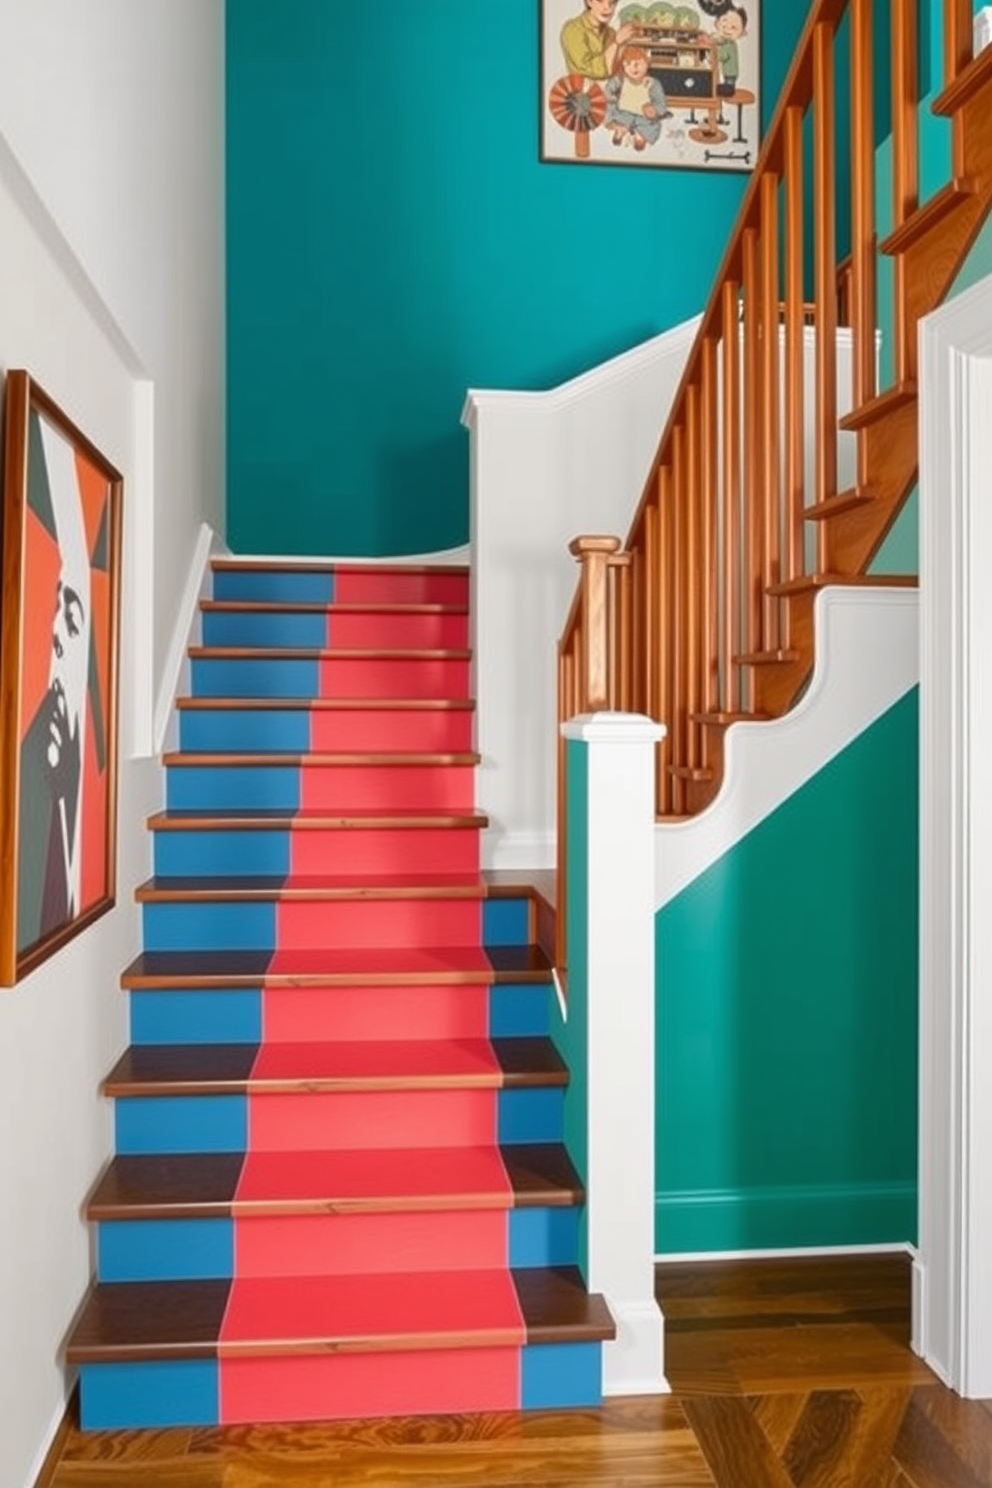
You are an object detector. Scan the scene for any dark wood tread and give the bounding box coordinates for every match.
[838,380,917,432]
[201,600,469,616]
[121,946,510,989]
[668,766,715,783]
[148,808,489,832]
[102,1038,568,1098]
[176,696,476,712]
[188,645,472,662]
[933,42,992,115]
[136,873,487,902]
[691,711,770,726]
[65,1265,612,1365]
[86,1144,583,1221]
[163,751,481,768]
[732,649,800,665]
[802,487,875,522]
[879,176,976,255]
[766,572,919,597]
[211,559,470,577]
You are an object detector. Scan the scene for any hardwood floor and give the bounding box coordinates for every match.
[38,1254,992,1487]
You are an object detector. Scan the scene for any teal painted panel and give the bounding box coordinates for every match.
[656,690,919,1254]
[225,0,811,557]
[657,1181,917,1254]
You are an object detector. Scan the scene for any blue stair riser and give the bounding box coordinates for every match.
[180,709,310,754]
[165,763,476,813]
[142,898,531,953]
[191,657,470,701]
[114,1089,565,1154]
[96,1208,580,1282]
[193,657,319,699]
[214,571,335,604]
[128,986,551,1046]
[154,829,290,878]
[202,612,468,650]
[78,1341,603,1429]
[204,612,328,649]
[167,765,299,812]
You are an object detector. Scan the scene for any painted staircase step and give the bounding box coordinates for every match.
[121,943,552,988]
[88,1145,583,1219]
[103,1038,568,1096]
[165,752,481,766]
[164,758,477,812]
[67,1265,613,1365]
[201,603,469,649]
[176,698,476,754]
[137,873,488,900]
[210,560,469,607]
[190,650,471,702]
[148,808,488,829]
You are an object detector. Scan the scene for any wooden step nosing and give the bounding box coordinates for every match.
[147,810,489,832]
[732,649,801,666]
[879,178,976,256]
[802,487,876,522]
[838,381,917,433]
[933,45,992,115]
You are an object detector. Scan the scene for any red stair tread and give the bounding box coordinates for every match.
[219,1269,526,1353]
[235,1147,513,1211]
[251,1039,502,1087]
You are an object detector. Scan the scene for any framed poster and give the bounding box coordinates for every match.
[0,371,123,986]
[541,0,760,172]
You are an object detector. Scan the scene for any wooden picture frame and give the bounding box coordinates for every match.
[0,371,123,987]
[541,0,761,172]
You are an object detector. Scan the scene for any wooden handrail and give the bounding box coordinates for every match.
[556,0,992,880]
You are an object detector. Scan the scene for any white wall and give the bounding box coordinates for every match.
[0,0,226,748]
[0,8,224,1485]
[463,321,700,870]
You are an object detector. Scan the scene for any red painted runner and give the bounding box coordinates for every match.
[261,983,490,1043]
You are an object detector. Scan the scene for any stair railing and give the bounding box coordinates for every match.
[554,0,990,971]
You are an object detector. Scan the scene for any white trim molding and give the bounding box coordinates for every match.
[153,522,221,755]
[562,712,669,1397]
[918,270,992,1396]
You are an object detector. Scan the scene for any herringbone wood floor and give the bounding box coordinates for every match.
[38,1255,992,1487]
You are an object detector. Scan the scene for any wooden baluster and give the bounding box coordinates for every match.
[645,502,659,731]
[568,535,621,711]
[617,556,634,713]
[658,471,675,815]
[850,0,877,445]
[700,337,719,733]
[685,386,701,774]
[783,106,806,602]
[891,0,919,386]
[721,280,742,712]
[944,0,972,87]
[742,226,763,657]
[813,20,838,574]
[671,430,686,815]
[630,541,643,716]
[760,173,782,649]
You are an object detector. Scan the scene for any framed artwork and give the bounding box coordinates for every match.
[0,371,123,987]
[541,0,761,172]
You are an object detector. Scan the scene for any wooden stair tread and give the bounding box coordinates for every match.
[879,177,976,255]
[211,560,469,577]
[66,1266,611,1364]
[933,42,992,115]
[838,380,917,432]
[732,649,800,665]
[189,645,471,661]
[486,944,554,984]
[668,766,715,783]
[103,1038,567,1095]
[202,601,469,616]
[802,487,875,521]
[766,572,919,597]
[148,807,489,831]
[121,946,503,988]
[691,711,770,726]
[163,751,481,768]
[136,873,488,902]
[88,1145,584,1220]
[176,696,476,711]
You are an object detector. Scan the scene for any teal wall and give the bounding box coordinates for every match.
[655,689,919,1254]
[226,0,813,557]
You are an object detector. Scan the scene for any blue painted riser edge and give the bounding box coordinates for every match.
[96,1208,580,1282]
[213,570,335,604]
[203,612,327,648]
[115,1090,564,1154]
[143,901,275,953]
[192,657,320,699]
[153,830,290,877]
[166,766,300,811]
[78,1342,602,1428]
[180,709,310,753]
[128,988,549,1044]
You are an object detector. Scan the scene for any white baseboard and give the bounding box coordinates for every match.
[657,1241,914,1263]
[481,830,555,872]
[601,1298,669,1397]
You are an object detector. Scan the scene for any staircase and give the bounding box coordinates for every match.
[66,558,613,1430]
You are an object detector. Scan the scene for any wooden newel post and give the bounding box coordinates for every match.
[569,535,622,712]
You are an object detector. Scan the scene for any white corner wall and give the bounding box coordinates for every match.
[463,320,700,870]
[0,8,225,1486]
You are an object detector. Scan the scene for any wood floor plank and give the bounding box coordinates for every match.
[683,1395,799,1488]
[782,1388,908,1488]
[913,1384,992,1483]
[893,1396,991,1488]
[748,1393,809,1455]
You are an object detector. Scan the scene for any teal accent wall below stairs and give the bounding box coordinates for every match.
[655,689,919,1254]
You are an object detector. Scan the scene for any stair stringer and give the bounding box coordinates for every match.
[654,586,918,910]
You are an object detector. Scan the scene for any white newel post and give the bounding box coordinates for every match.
[561,712,668,1397]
